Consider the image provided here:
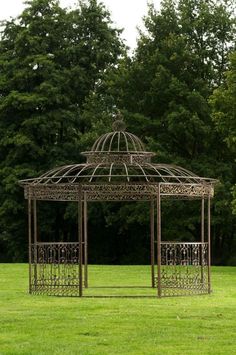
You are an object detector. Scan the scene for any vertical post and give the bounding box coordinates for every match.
[150,199,155,288]
[207,194,211,293]
[28,194,32,294]
[201,198,205,283]
[201,198,205,243]
[78,185,83,297]
[84,192,88,288]
[33,200,37,289]
[157,184,161,297]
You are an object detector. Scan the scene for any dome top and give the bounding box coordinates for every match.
[91,114,145,154]
[82,114,154,164]
[90,130,146,154]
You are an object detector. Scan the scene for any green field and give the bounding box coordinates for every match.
[0,264,236,354]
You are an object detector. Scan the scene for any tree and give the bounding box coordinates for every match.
[81,0,236,264]
[210,51,236,260]
[210,51,236,221]
[0,0,124,261]
[178,0,235,86]
[210,51,236,154]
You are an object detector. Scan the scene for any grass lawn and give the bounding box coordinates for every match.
[0,264,236,354]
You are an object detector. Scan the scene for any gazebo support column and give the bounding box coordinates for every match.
[157,184,161,298]
[28,196,32,294]
[201,198,205,283]
[150,199,155,288]
[78,186,83,297]
[33,199,38,289]
[84,192,88,288]
[207,195,211,293]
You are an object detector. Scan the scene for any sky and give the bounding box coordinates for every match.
[0,0,161,50]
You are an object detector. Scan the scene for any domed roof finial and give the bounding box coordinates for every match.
[112,111,126,132]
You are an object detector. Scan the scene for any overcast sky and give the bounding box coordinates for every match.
[0,0,161,50]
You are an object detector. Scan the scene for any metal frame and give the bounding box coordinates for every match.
[20,118,216,298]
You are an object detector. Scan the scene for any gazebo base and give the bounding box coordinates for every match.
[29,241,210,298]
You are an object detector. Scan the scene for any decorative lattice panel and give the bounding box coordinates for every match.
[157,242,209,297]
[24,183,214,201]
[30,242,80,296]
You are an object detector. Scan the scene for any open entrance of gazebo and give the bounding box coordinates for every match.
[20,117,216,297]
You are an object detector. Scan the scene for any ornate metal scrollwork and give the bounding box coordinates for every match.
[157,242,208,296]
[20,116,215,298]
[24,183,214,202]
[31,242,80,296]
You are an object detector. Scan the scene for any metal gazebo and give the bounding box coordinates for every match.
[20,118,217,297]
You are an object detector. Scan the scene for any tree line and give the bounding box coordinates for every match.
[0,0,235,265]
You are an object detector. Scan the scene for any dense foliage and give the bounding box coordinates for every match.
[0,0,235,264]
[210,51,236,215]
[0,0,124,261]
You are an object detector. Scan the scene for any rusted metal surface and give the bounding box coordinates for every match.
[20,115,216,297]
[159,242,209,296]
[28,198,32,294]
[150,199,155,288]
[208,195,211,293]
[30,242,80,296]
[157,184,161,298]
[83,192,88,288]
[78,186,83,297]
[22,183,214,202]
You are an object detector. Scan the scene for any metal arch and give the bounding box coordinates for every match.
[109,163,114,182]
[37,165,67,179]
[130,132,145,151]
[176,166,216,184]
[156,165,183,184]
[170,166,200,184]
[63,165,84,178]
[108,132,117,152]
[49,165,75,178]
[21,174,215,187]
[39,165,78,185]
[123,162,130,182]
[125,132,139,151]
[170,167,195,184]
[168,165,207,183]
[92,132,111,151]
[71,164,94,183]
[49,165,81,185]
[20,165,216,186]
[91,133,108,151]
[117,131,121,151]
[121,131,130,152]
[174,165,200,177]
[153,164,205,184]
[145,163,169,183]
[35,166,69,185]
[89,163,103,183]
[135,163,150,182]
[90,130,146,154]
[101,132,115,151]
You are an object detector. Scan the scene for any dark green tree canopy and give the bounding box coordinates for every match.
[80,0,236,265]
[0,0,124,261]
[210,51,236,214]
[211,51,236,153]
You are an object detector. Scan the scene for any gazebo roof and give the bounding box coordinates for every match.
[19,116,217,201]
[20,163,215,185]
